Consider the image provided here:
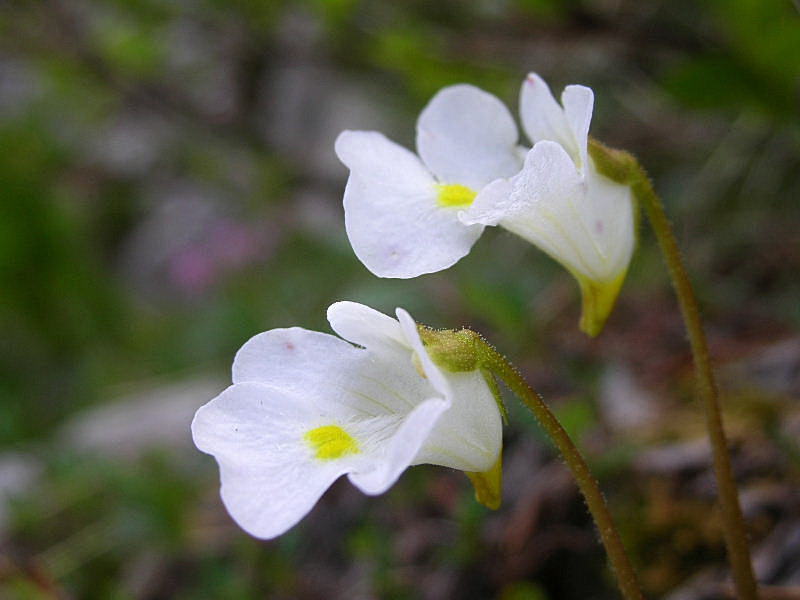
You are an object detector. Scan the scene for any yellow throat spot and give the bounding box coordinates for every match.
[436,183,476,208]
[305,425,360,460]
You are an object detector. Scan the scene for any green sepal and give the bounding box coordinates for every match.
[416,326,480,372]
[418,326,509,420]
[465,449,503,510]
[480,366,509,424]
[587,137,639,186]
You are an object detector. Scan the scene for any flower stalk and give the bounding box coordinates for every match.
[474,336,644,600]
[590,139,758,600]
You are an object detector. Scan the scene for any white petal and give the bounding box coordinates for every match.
[336,130,434,192]
[192,382,363,539]
[336,130,483,278]
[414,370,502,472]
[481,141,591,275]
[395,308,451,397]
[232,327,434,417]
[459,178,515,227]
[193,381,456,536]
[500,142,597,278]
[462,141,582,234]
[581,163,636,277]
[326,301,407,353]
[348,397,450,495]
[519,73,580,162]
[396,308,502,472]
[233,327,358,391]
[561,84,594,171]
[476,141,633,283]
[416,84,521,190]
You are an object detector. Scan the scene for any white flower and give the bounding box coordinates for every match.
[335,74,636,334]
[335,84,524,278]
[461,73,636,336]
[191,301,502,539]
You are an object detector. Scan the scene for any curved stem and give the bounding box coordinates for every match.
[634,172,758,599]
[478,342,644,600]
[589,138,758,598]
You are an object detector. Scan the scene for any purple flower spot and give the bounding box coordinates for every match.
[169,248,215,293]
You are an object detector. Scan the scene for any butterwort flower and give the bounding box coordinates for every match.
[461,74,636,336]
[192,302,503,539]
[335,85,524,278]
[336,73,636,336]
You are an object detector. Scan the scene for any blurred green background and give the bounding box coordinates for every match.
[1,1,799,598]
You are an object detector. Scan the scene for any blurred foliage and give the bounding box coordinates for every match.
[0,0,798,598]
[663,0,800,117]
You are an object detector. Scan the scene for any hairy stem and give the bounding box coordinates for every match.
[478,342,644,600]
[589,138,758,598]
[636,174,758,599]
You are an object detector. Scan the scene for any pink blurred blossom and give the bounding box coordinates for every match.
[168,218,267,294]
